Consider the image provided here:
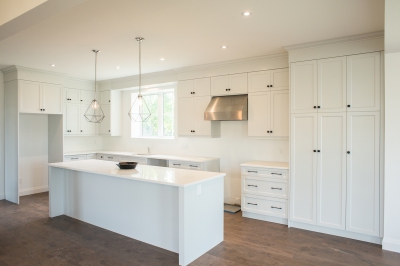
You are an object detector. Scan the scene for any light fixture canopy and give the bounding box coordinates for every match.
[128,37,151,122]
[84,50,105,123]
[243,11,251,16]
[222,45,228,49]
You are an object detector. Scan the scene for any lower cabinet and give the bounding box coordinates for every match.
[63,155,86,161]
[119,156,147,165]
[168,158,220,172]
[241,162,289,224]
[97,153,119,162]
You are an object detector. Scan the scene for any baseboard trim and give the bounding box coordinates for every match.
[19,186,48,196]
[242,211,288,225]
[290,221,382,245]
[382,238,400,253]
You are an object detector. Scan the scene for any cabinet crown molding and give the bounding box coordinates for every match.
[284,31,384,51]
[0,65,67,77]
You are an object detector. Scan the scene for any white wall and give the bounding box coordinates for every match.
[383,0,400,254]
[63,136,102,153]
[19,114,49,196]
[102,91,289,205]
[0,72,4,200]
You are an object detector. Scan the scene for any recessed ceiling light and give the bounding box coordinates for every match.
[243,11,251,16]
[50,64,56,67]
[160,58,165,61]
[221,46,227,49]
[116,66,120,69]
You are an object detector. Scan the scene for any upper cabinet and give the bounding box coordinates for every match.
[100,90,121,136]
[100,91,111,105]
[19,80,62,114]
[64,88,80,103]
[291,52,381,114]
[248,68,289,93]
[211,73,247,96]
[347,52,381,112]
[178,78,210,98]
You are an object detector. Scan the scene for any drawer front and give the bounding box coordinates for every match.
[169,161,203,170]
[243,177,288,199]
[120,156,147,164]
[242,194,287,218]
[97,154,119,161]
[64,155,86,161]
[86,153,97,160]
[242,167,288,179]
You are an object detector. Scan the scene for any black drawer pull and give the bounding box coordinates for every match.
[190,165,198,167]
[247,185,258,187]
[108,157,113,159]
[247,203,257,206]
[248,171,258,173]
[271,206,282,209]
[271,187,282,190]
[71,158,79,160]
[271,173,282,175]
[173,164,181,166]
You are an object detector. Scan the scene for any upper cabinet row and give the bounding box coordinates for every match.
[178,68,289,98]
[291,52,381,113]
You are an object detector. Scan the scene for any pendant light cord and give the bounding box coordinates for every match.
[138,39,142,96]
[92,49,100,100]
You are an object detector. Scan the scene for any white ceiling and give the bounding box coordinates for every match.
[0,0,384,81]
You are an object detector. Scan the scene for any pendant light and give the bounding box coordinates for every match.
[128,37,151,122]
[84,50,105,123]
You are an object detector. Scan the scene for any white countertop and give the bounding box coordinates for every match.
[240,161,289,169]
[64,150,219,163]
[49,159,225,187]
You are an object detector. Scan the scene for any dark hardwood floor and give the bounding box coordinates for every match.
[0,193,399,266]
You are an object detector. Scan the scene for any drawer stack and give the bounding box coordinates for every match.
[241,161,289,225]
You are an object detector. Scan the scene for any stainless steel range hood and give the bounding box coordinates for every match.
[204,94,248,121]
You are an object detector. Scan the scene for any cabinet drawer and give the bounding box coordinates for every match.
[97,154,119,161]
[242,167,288,179]
[86,153,97,160]
[169,161,203,170]
[120,156,147,164]
[243,177,288,199]
[64,155,86,161]
[242,194,287,218]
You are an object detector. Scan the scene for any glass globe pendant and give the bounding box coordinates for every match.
[84,50,105,123]
[128,37,151,122]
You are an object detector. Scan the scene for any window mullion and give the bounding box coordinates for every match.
[158,92,164,137]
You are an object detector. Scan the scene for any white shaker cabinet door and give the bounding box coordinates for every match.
[193,78,211,97]
[316,113,346,230]
[193,96,211,136]
[290,61,318,113]
[270,90,289,137]
[177,80,193,98]
[80,90,96,104]
[318,57,347,113]
[65,88,80,104]
[248,70,271,93]
[178,97,194,136]
[42,83,63,114]
[347,52,381,112]
[65,104,80,135]
[80,105,96,135]
[100,104,111,135]
[100,91,111,105]
[229,73,248,94]
[290,113,318,224]
[270,68,289,90]
[248,92,271,136]
[346,112,380,236]
[211,75,229,96]
[19,80,41,113]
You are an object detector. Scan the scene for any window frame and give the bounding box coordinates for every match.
[131,88,175,139]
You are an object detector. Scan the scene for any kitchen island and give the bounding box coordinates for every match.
[48,160,225,266]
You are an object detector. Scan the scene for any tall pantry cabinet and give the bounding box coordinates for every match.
[290,52,382,239]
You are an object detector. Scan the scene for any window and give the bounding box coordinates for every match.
[131,90,175,138]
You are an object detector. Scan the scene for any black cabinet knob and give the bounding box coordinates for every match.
[193,92,195,94]
[271,85,273,87]
[313,150,316,152]
[317,150,321,152]
[267,85,270,88]
[80,130,82,132]
[270,131,273,133]
[318,106,321,108]
[267,131,270,133]
[108,130,110,132]
[347,151,350,154]
[109,100,110,102]
[81,100,83,101]
[313,106,316,109]
[347,105,351,108]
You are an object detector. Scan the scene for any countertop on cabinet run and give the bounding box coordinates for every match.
[63,150,219,163]
[240,161,289,169]
[49,159,225,187]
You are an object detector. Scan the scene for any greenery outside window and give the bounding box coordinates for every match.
[131,89,175,138]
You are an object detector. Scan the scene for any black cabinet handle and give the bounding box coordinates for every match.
[247,184,258,187]
[267,85,270,87]
[347,151,350,154]
[318,106,321,108]
[267,131,270,133]
[317,150,321,152]
[271,173,282,175]
[108,157,113,159]
[313,106,316,109]
[190,165,198,168]
[270,131,273,133]
[80,130,82,132]
[71,158,79,160]
[271,85,273,87]
[81,100,83,101]
[271,187,282,190]
[347,105,351,108]
[173,164,181,166]
[313,150,316,152]
[109,100,111,102]
[248,170,258,173]
[247,203,257,205]
[271,206,282,209]
[43,109,45,111]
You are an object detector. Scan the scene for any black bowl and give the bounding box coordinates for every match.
[116,162,138,169]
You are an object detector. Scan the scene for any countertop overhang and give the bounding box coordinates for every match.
[49,159,225,187]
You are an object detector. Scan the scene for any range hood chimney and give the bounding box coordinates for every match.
[204,94,248,121]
